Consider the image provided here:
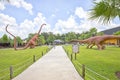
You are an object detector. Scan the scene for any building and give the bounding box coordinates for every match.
[101,26,120,35]
[101,26,120,45]
[53,39,64,45]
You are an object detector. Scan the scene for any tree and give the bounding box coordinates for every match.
[114,31,120,35]
[47,32,55,44]
[16,36,23,46]
[41,32,49,42]
[90,0,120,23]
[39,35,46,45]
[89,28,97,36]
[97,32,104,36]
[61,34,66,41]
[65,32,77,42]
[55,33,61,40]
[1,34,9,43]
[27,33,34,41]
[8,37,14,47]
[78,33,86,40]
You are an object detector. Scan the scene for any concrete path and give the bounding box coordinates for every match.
[13,46,83,80]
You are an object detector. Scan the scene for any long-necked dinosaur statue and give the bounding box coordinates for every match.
[6,24,46,50]
[71,35,120,50]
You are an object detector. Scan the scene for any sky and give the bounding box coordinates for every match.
[0,0,120,39]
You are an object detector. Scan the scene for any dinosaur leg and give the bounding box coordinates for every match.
[102,45,105,50]
[30,45,35,48]
[100,43,105,50]
[90,44,95,48]
[96,44,102,50]
[96,42,102,50]
[99,41,105,50]
[29,41,36,49]
[86,44,91,48]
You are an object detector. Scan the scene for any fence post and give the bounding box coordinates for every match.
[67,51,68,55]
[33,55,36,62]
[42,52,44,56]
[10,66,13,80]
[82,64,85,80]
[75,53,77,60]
[71,54,73,61]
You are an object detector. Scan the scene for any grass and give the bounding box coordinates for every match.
[0,46,49,80]
[63,45,120,80]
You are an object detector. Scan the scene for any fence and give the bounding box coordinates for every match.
[63,47,110,80]
[0,47,51,80]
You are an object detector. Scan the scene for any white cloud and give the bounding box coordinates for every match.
[75,7,87,19]
[0,2,5,10]
[51,14,56,17]
[0,13,18,38]
[55,15,77,29]
[94,0,102,3]
[34,13,46,26]
[0,0,33,15]
[54,15,80,34]
[54,7,92,34]
[20,0,33,15]
[0,13,17,26]
[18,13,51,39]
[18,19,35,38]
[54,7,120,34]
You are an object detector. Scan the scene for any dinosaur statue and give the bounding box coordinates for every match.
[71,35,120,50]
[6,24,46,50]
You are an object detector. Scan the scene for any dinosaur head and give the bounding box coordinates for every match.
[41,23,46,27]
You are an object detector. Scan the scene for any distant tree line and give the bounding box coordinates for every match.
[0,27,120,47]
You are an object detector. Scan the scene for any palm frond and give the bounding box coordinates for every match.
[89,0,120,24]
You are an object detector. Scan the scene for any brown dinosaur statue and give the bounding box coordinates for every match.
[6,24,46,50]
[71,35,120,50]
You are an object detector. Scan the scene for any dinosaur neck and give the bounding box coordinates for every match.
[38,24,46,34]
[71,39,88,43]
[6,25,17,50]
[6,25,29,50]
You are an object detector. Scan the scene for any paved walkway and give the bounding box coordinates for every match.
[13,46,83,80]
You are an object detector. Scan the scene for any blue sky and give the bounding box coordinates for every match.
[0,0,119,39]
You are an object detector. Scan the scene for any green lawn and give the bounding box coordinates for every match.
[0,46,49,80]
[63,45,120,80]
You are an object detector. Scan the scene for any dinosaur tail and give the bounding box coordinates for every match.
[5,25,29,50]
[70,39,81,42]
[70,39,87,43]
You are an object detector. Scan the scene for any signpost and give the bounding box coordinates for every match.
[72,43,79,60]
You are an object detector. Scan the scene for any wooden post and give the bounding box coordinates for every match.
[82,64,85,80]
[71,54,73,61]
[67,51,68,55]
[33,55,36,62]
[10,66,13,80]
[42,52,43,56]
[75,53,77,60]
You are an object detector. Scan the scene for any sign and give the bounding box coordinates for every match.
[72,44,79,53]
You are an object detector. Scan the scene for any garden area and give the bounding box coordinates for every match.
[64,45,120,80]
[0,46,49,80]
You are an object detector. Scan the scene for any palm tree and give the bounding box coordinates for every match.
[90,0,120,24]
